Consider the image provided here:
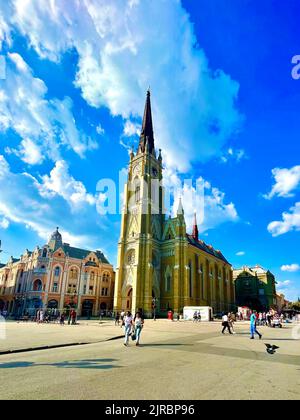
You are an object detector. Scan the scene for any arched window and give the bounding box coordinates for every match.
[102,273,110,282]
[200,263,204,297]
[69,268,78,281]
[42,248,47,258]
[33,279,43,292]
[135,186,140,203]
[54,267,60,277]
[127,250,135,265]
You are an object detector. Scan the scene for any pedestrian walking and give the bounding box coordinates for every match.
[123,311,133,347]
[60,312,65,326]
[197,311,201,322]
[134,312,144,346]
[262,312,266,326]
[39,309,44,324]
[229,312,236,334]
[250,310,262,340]
[120,310,125,328]
[266,311,272,327]
[115,312,120,326]
[258,312,263,326]
[71,309,77,325]
[36,309,40,324]
[193,311,198,322]
[222,313,233,334]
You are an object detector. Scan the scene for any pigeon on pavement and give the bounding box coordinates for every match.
[265,344,279,354]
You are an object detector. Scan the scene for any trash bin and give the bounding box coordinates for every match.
[167,310,173,321]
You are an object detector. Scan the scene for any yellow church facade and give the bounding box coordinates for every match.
[114,91,235,317]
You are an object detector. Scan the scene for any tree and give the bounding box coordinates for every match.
[291,301,300,311]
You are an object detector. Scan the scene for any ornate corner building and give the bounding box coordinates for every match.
[114,91,235,317]
[0,228,115,317]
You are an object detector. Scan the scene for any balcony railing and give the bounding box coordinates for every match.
[33,268,47,274]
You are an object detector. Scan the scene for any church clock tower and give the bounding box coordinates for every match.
[114,90,164,316]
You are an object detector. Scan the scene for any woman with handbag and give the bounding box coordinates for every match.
[123,311,133,346]
[134,312,144,346]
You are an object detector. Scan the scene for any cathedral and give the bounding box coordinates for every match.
[114,91,235,317]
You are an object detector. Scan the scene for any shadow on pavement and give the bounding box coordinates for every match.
[140,343,193,347]
[182,342,300,367]
[0,358,121,370]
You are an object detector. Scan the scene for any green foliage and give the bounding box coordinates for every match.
[290,301,300,310]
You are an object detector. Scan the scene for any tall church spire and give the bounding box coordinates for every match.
[177,197,184,216]
[138,89,155,154]
[192,212,199,241]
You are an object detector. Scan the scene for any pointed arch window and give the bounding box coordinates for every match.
[189,260,193,298]
[166,275,171,292]
[135,186,140,203]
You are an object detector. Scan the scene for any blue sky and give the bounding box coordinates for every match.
[0,0,299,300]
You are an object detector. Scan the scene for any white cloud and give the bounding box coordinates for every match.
[123,119,141,137]
[281,264,300,273]
[38,160,96,209]
[0,217,9,229]
[264,166,300,199]
[163,169,239,233]
[96,124,105,135]
[221,148,247,163]
[268,202,300,236]
[1,0,242,172]
[236,251,245,256]
[0,53,98,165]
[0,155,110,250]
[19,138,43,165]
[0,155,9,176]
[276,280,291,288]
[6,138,43,165]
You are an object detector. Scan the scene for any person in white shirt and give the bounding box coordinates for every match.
[222,313,232,335]
[120,310,125,328]
[134,312,144,346]
[123,312,133,346]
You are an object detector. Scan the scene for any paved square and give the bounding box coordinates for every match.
[0,320,299,400]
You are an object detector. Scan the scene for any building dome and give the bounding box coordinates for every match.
[50,227,62,241]
[48,227,63,251]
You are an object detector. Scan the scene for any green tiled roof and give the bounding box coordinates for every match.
[95,250,110,264]
[0,263,5,269]
[62,244,110,264]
